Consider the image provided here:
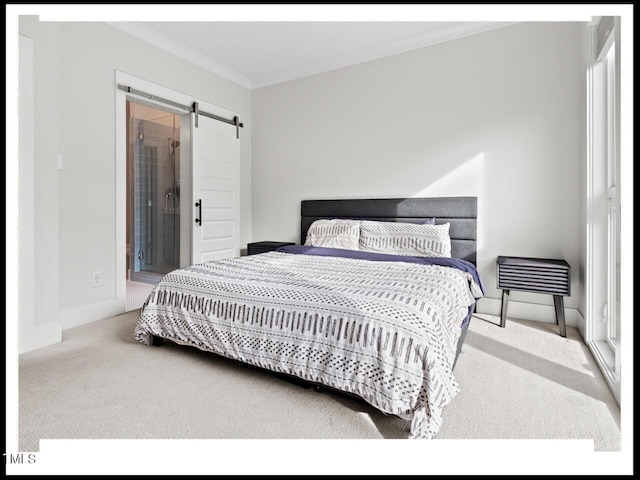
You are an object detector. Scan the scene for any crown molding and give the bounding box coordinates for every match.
[107,21,517,90]
[253,22,517,89]
[107,22,253,89]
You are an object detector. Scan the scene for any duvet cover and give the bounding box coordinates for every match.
[134,245,484,439]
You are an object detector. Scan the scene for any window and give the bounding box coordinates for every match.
[586,16,620,402]
[603,44,620,351]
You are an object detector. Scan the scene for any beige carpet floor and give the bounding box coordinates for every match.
[18,311,621,456]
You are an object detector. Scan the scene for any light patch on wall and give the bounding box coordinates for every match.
[412,152,484,197]
[412,153,485,251]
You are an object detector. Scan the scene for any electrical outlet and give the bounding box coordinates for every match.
[91,271,102,288]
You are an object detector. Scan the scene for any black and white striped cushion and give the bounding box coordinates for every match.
[304,219,361,250]
[359,220,451,257]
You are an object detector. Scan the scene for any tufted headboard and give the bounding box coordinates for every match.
[300,197,478,265]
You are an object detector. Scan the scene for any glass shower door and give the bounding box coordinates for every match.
[130,110,181,283]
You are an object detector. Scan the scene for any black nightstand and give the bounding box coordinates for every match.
[497,256,571,337]
[247,241,295,256]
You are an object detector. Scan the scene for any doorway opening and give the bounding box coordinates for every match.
[126,100,182,311]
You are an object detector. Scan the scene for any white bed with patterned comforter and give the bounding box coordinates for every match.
[135,246,484,439]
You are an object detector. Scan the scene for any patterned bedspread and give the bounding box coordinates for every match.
[134,249,484,439]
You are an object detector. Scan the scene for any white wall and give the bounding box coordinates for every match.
[18,18,588,351]
[18,18,62,351]
[18,18,252,349]
[252,22,586,322]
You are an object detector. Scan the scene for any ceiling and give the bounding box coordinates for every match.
[108,21,516,89]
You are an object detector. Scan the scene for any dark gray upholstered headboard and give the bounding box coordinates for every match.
[301,197,478,265]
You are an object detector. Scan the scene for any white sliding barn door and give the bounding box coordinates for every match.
[191,113,240,263]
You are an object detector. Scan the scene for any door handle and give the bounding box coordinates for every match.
[165,192,174,213]
[195,199,202,226]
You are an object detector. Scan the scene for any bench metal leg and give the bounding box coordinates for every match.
[553,295,566,338]
[500,289,510,328]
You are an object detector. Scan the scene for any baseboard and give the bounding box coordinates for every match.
[19,322,62,354]
[60,297,580,331]
[60,299,126,330]
[588,339,620,405]
[575,309,586,341]
[475,297,580,327]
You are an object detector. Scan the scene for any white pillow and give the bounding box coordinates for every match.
[358,220,451,257]
[304,219,361,250]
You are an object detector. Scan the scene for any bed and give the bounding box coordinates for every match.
[134,196,484,439]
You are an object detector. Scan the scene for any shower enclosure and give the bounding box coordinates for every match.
[127,101,181,284]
